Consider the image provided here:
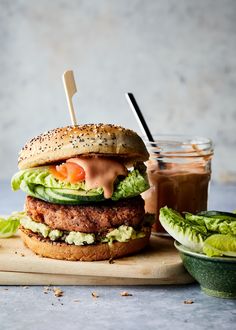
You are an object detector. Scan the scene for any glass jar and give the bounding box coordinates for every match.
[142,135,214,235]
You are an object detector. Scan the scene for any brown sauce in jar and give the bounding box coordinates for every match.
[142,161,211,232]
[142,137,213,234]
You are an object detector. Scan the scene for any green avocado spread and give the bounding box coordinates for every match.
[20,215,147,245]
[65,231,95,245]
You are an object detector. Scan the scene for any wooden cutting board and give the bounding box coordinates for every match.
[0,233,193,285]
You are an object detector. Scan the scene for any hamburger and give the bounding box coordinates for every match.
[11,124,152,261]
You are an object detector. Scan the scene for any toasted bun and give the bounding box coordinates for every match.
[18,124,149,169]
[20,227,151,261]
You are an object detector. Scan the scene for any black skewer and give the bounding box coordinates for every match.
[125,93,155,143]
[125,92,165,169]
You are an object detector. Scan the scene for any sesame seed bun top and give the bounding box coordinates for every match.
[18,123,149,169]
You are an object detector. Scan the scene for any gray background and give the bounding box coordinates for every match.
[0,0,236,182]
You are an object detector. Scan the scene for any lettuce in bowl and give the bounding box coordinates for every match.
[160,206,236,257]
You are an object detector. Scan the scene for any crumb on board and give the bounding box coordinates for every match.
[43,288,48,294]
[43,286,52,294]
[109,258,115,264]
[91,292,99,298]
[184,300,194,304]
[43,286,50,291]
[53,287,64,297]
[74,299,80,302]
[120,291,133,297]
[23,286,29,289]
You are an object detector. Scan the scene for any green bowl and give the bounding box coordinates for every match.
[174,241,236,299]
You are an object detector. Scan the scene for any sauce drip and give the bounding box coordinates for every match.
[68,157,128,198]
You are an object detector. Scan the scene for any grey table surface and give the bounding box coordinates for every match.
[0,180,236,330]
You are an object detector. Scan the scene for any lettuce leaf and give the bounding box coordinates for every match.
[11,167,149,202]
[11,166,86,191]
[185,213,236,235]
[159,207,207,252]
[112,170,149,201]
[203,234,236,257]
[0,212,24,238]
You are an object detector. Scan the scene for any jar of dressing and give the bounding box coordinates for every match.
[142,136,214,235]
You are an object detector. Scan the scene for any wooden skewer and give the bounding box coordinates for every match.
[62,70,78,125]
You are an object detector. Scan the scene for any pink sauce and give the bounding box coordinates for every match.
[68,157,127,198]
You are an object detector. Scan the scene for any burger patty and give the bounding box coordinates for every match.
[25,195,145,233]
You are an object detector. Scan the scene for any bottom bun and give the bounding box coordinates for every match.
[20,228,151,261]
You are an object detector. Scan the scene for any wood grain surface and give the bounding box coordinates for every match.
[0,233,193,285]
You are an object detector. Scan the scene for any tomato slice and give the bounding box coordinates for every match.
[66,162,85,183]
[49,165,67,181]
[49,162,85,183]
[56,163,68,178]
